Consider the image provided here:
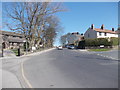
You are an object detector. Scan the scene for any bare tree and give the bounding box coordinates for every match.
[3,2,66,50]
[60,35,67,45]
[43,16,62,47]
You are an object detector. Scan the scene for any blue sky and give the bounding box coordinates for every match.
[54,2,118,46]
[1,2,118,46]
[56,2,118,34]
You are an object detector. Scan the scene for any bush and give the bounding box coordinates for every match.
[84,38,112,47]
[110,37,119,46]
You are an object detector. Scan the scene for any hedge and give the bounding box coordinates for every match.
[110,37,120,46]
[85,38,112,47]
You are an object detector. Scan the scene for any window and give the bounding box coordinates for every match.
[99,32,102,36]
[104,32,107,36]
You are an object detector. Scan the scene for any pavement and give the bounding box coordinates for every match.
[2,69,21,88]
[22,48,118,88]
[0,49,16,58]
[1,48,55,88]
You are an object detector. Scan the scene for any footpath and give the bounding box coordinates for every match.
[0,48,55,88]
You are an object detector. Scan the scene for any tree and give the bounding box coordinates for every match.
[3,2,66,50]
[60,35,67,45]
[43,16,62,47]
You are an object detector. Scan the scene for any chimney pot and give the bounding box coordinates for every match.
[101,24,104,30]
[91,24,94,29]
[112,28,114,31]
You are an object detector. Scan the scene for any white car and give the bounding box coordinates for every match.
[57,46,63,50]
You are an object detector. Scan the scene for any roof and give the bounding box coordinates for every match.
[7,37,26,43]
[115,29,120,34]
[0,30,26,43]
[93,28,118,34]
[1,30,24,37]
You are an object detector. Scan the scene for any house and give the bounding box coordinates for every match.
[67,32,84,45]
[84,24,118,39]
[1,30,26,49]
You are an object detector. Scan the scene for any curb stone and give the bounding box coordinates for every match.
[0,48,55,60]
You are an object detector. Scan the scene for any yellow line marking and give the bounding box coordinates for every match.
[21,62,33,88]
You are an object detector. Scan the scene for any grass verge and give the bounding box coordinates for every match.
[11,49,18,56]
[88,48,111,52]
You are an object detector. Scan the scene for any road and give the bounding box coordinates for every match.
[22,48,118,88]
[93,50,120,60]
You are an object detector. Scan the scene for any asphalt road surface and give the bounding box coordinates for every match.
[23,49,118,88]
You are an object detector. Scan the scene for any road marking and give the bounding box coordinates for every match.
[97,54,118,60]
[21,62,33,88]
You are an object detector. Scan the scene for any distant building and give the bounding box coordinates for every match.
[67,32,84,45]
[84,24,118,39]
[1,30,26,49]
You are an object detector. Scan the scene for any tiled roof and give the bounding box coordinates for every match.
[94,28,118,34]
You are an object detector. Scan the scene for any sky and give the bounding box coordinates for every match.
[54,2,118,46]
[1,2,118,46]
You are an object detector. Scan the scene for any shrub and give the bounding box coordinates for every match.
[84,38,112,47]
[110,37,119,46]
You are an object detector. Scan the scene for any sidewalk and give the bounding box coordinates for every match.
[20,48,55,58]
[0,48,55,59]
[1,48,55,88]
[2,69,22,88]
[0,49,16,59]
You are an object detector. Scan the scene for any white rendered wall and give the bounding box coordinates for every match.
[97,32,118,38]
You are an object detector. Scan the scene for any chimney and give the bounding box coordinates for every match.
[101,24,104,30]
[81,33,83,36]
[112,28,114,31]
[91,24,94,29]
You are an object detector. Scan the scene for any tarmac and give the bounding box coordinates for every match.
[1,48,118,88]
[0,48,55,88]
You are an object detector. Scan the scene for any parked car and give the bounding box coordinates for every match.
[57,46,63,50]
[67,45,75,49]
